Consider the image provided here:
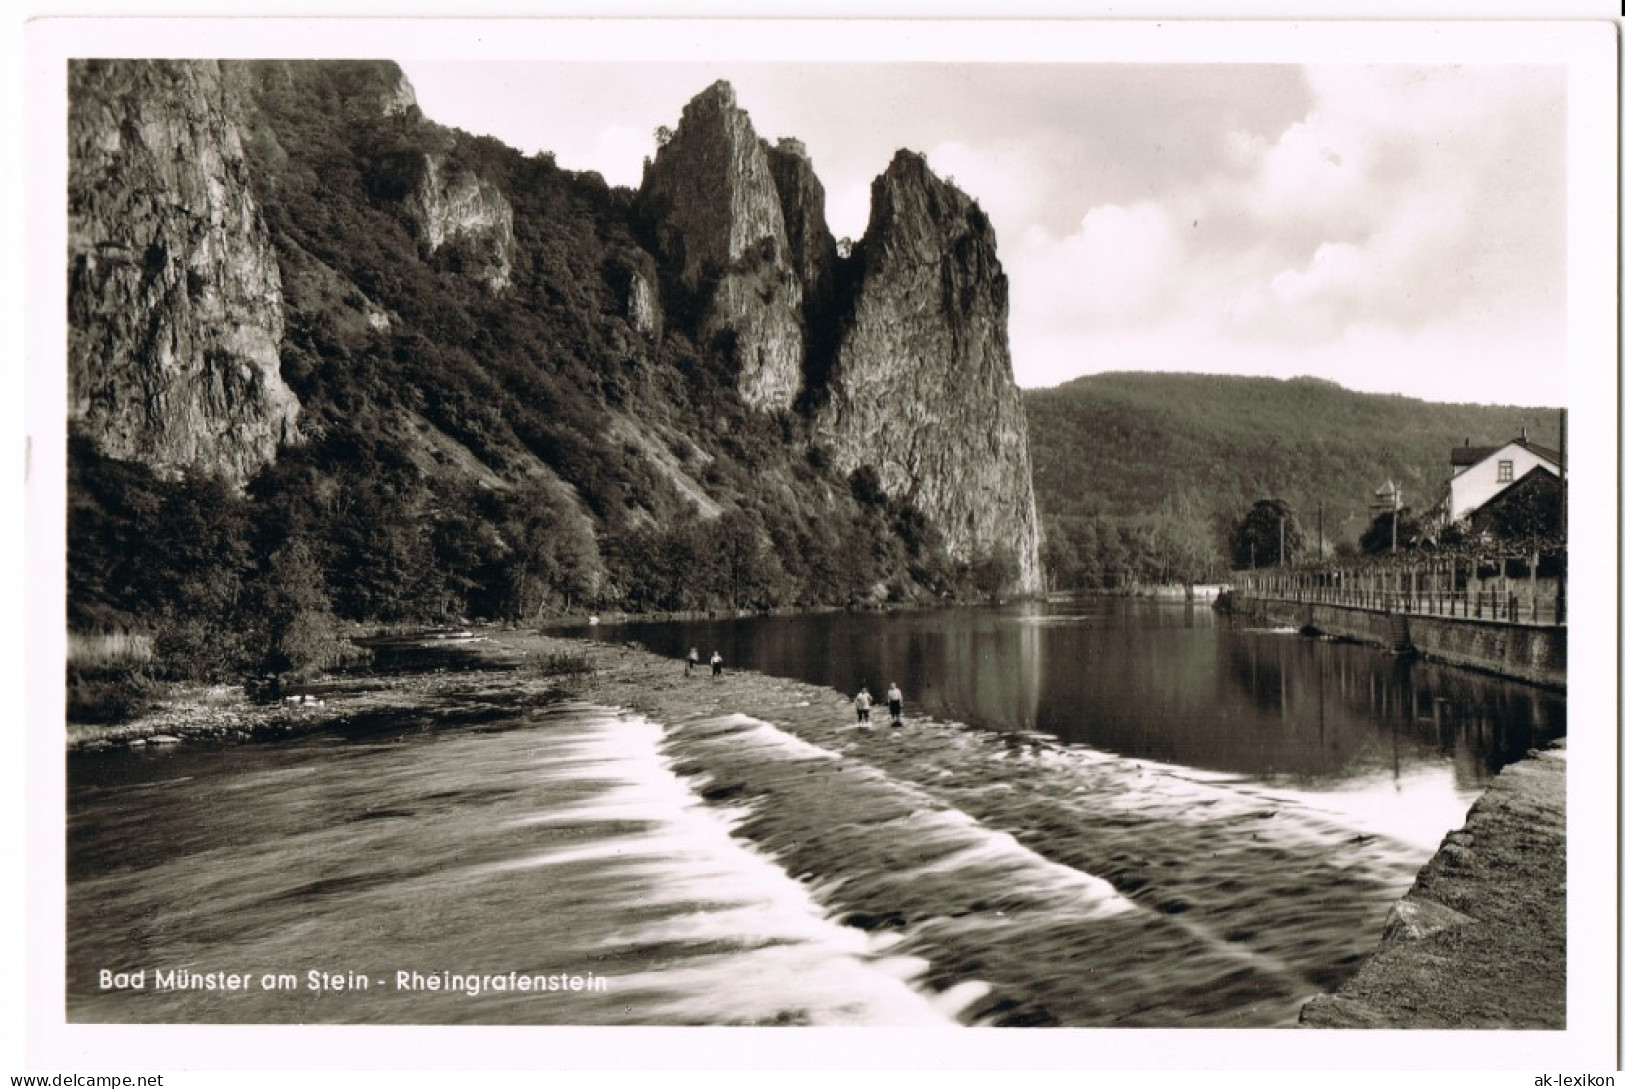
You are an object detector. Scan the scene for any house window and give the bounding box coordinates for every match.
[1497,459,1514,483]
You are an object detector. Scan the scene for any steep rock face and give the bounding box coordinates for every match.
[626,270,662,338]
[818,151,1043,592]
[638,81,804,413]
[68,59,299,485]
[403,153,515,292]
[766,137,839,386]
[766,137,837,318]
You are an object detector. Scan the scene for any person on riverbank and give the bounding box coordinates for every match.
[710,650,723,678]
[686,647,699,676]
[886,682,903,727]
[854,686,873,728]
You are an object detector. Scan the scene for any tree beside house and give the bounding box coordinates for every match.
[1443,428,1564,523]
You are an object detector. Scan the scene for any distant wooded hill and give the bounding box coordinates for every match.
[1022,373,1562,586]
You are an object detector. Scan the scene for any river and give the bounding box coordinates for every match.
[66,598,1564,1027]
[583,598,1564,844]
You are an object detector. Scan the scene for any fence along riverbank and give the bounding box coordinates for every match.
[1222,580,1565,688]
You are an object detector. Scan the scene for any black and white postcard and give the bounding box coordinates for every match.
[16,6,1621,1083]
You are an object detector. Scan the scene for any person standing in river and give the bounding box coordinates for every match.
[686,647,699,676]
[854,685,873,729]
[710,650,723,678]
[886,682,903,728]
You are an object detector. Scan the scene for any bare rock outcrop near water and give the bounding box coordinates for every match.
[765,136,840,372]
[631,83,1045,589]
[68,59,299,486]
[818,151,1044,593]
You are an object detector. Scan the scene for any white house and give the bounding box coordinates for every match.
[1445,430,1563,522]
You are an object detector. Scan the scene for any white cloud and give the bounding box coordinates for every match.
[1251,113,1374,231]
[1237,65,1563,333]
[1011,202,1181,333]
[1002,63,1565,399]
[398,60,1567,402]
[1270,240,1366,304]
[825,181,871,243]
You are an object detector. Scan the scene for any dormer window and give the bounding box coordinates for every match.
[1497,459,1514,483]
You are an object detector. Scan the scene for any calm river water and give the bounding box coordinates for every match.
[585,598,1564,842]
[67,598,1563,1027]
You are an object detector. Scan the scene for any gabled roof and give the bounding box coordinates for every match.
[1520,439,1564,466]
[1449,444,1502,467]
[1449,437,1564,470]
[1466,464,1565,528]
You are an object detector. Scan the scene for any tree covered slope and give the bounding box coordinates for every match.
[1023,372,1561,584]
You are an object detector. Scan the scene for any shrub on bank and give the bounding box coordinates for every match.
[66,669,158,724]
[66,632,159,724]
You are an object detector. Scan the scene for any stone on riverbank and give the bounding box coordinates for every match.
[1299,743,1565,1029]
[1381,898,1473,942]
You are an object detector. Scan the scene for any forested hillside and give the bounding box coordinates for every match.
[68,61,1040,712]
[1023,373,1562,588]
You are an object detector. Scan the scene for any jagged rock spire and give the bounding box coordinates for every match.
[638,80,806,413]
[817,149,1043,593]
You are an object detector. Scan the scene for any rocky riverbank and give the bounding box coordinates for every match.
[66,628,1568,1029]
[1298,741,1566,1028]
[64,632,573,751]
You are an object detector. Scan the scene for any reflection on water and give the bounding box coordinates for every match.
[67,601,1566,1027]
[585,598,1565,802]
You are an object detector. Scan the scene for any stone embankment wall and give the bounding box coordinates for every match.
[1228,595,1565,688]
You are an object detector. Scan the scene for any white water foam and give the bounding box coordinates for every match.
[687,714,1143,925]
[889,816,1137,921]
[485,710,953,1026]
[681,711,846,762]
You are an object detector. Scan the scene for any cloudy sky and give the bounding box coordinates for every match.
[397,59,1565,404]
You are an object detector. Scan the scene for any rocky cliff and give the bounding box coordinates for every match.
[636,88,1042,589]
[67,64,1046,613]
[68,59,299,485]
[817,152,1043,593]
[402,153,515,293]
[765,137,839,375]
[637,81,805,413]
